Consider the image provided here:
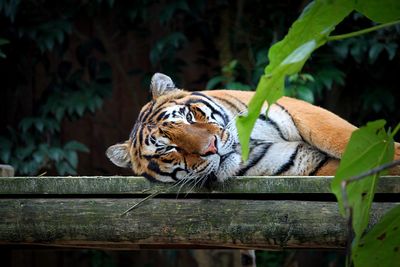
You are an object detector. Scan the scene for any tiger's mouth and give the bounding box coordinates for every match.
[203,138,241,182]
[220,150,237,163]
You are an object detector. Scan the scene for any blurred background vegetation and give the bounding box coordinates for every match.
[0,0,399,177]
[0,0,399,266]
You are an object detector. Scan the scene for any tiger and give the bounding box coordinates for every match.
[106,73,400,183]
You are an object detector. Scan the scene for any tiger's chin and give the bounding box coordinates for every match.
[212,151,242,182]
[210,135,242,182]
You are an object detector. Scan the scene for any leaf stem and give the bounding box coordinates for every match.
[346,159,400,184]
[391,123,400,138]
[328,20,400,42]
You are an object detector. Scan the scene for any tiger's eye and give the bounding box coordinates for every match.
[186,113,193,123]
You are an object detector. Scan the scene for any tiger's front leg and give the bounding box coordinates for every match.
[233,109,340,177]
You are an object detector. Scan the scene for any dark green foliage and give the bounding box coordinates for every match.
[255,250,286,267]
[0,38,9,58]
[256,250,346,267]
[0,47,111,174]
[205,7,400,126]
[0,0,112,175]
[206,60,252,90]
[285,73,316,103]
[0,0,19,22]
[89,250,116,267]
[150,32,187,70]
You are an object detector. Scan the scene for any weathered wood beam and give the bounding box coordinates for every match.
[0,176,398,250]
[0,198,395,250]
[0,176,399,195]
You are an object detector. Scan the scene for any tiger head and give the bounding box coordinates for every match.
[106,73,241,183]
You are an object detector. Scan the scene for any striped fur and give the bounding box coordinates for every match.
[106,73,400,183]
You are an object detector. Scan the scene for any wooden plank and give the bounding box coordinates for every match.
[0,176,399,195]
[0,198,396,249]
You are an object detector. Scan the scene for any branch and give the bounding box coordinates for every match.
[120,190,163,216]
[120,180,185,216]
[340,159,400,213]
[345,159,400,184]
[327,20,400,42]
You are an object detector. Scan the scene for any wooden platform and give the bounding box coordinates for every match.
[0,176,398,250]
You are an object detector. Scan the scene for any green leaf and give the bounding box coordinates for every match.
[107,0,114,8]
[15,145,35,160]
[48,147,64,162]
[55,106,65,121]
[34,119,44,132]
[384,43,398,60]
[296,86,315,103]
[353,205,400,267]
[19,117,35,132]
[0,38,9,46]
[159,0,189,25]
[62,161,77,175]
[93,95,103,109]
[255,48,269,66]
[32,151,45,164]
[55,161,74,175]
[368,42,384,63]
[314,66,346,89]
[222,59,238,74]
[96,62,112,79]
[76,103,85,116]
[64,150,78,169]
[0,136,12,163]
[165,32,187,48]
[206,76,226,89]
[236,0,353,160]
[333,40,350,59]
[149,42,163,65]
[355,0,400,23]
[0,0,20,22]
[64,141,90,153]
[226,82,252,91]
[55,30,64,44]
[331,120,395,247]
[350,41,368,63]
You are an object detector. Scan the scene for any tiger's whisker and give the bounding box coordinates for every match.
[177,173,195,196]
[186,164,214,195]
[185,177,199,197]
[200,175,209,188]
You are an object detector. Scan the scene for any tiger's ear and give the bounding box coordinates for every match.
[106,142,131,168]
[150,73,179,99]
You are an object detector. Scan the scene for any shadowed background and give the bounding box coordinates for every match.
[1,0,399,177]
[0,0,399,266]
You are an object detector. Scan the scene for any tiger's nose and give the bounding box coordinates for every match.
[203,136,218,155]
